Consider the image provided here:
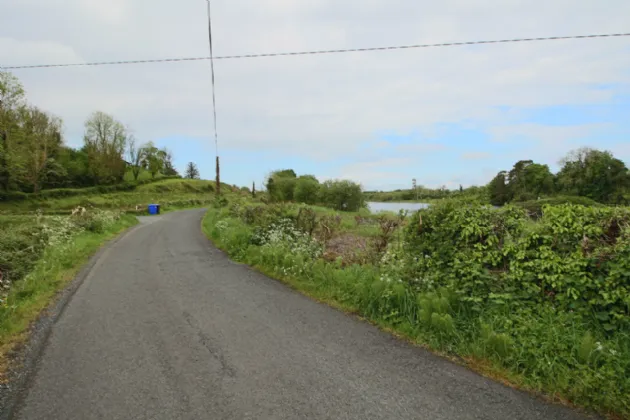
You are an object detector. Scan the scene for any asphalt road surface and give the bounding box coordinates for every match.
[13,209,592,420]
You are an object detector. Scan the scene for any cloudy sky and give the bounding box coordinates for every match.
[2,0,629,190]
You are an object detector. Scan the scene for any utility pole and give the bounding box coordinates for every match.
[205,0,220,195]
[412,178,418,201]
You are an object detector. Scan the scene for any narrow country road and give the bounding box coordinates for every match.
[13,209,592,420]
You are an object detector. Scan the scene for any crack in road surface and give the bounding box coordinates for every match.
[11,209,595,420]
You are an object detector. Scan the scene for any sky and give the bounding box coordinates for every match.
[1,0,629,191]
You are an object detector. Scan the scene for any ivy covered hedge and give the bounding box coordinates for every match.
[404,203,630,331]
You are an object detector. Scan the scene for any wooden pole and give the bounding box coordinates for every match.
[216,156,221,195]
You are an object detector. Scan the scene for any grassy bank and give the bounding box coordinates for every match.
[0,211,138,381]
[0,178,240,215]
[202,200,630,418]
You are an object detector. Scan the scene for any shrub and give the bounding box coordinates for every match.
[514,195,601,218]
[294,176,320,204]
[318,180,365,212]
[404,201,630,329]
[0,209,122,305]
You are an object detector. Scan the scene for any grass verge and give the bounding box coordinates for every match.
[0,214,138,381]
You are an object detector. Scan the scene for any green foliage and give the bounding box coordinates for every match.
[264,168,363,212]
[488,171,509,206]
[83,111,128,184]
[507,160,555,201]
[404,201,630,330]
[265,169,297,202]
[140,141,167,179]
[1,175,182,202]
[296,207,317,236]
[514,195,601,217]
[185,162,200,179]
[488,160,556,205]
[485,148,629,208]
[319,179,365,212]
[294,175,320,204]
[577,331,597,365]
[0,72,179,196]
[557,147,629,204]
[0,210,126,305]
[365,185,488,203]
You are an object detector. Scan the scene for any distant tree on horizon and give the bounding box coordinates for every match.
[185,162,200,180]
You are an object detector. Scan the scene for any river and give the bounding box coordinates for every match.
[367,201,430,213]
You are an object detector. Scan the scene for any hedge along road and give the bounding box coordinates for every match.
[10,209,593,420]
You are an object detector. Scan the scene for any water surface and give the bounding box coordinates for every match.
[367,202,430,213]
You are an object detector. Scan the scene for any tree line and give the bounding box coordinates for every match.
[364,184,486,202]
[488,148,629,206]
[265,169,365,211]
[0,72,179,194]
[365,147,629,206]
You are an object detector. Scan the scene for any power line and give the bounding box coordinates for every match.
[3,32,629,70]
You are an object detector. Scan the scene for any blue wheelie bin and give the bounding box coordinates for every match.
[148,204,161,215]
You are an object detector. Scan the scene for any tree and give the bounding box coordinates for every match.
[294,175,320,204]
[265,169,297,202]
[0,72,26,191]
[141,142,166,179]
[488,171,509,206]
[557,147,628,203]
[19,107,64,193]
[507,160,555,201]
[252,181,256,198]
[162,148,179,177]
[185,162,200,179]
[520,163,555,198]
[83,111,127,184]
[52,146,90,188]
[127,135,144,181]
[318,179,365,211]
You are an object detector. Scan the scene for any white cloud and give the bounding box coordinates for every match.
[0,38,83,66]
[489,123,608,143]
[462,152,492,160]
[1,0,629,187]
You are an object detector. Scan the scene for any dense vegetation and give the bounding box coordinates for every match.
[0,72,180,196]
[265,169,365,211]
[488,151,629,206]
[204,198,630,417]
[366,149,629,210]
[365,185,487,203]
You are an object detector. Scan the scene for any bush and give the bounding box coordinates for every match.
[404,201,630,330]
[0,209,123,305]
[0,191,29,201]
[294,176,320,204]
[319,180,365,212]
[514,195,601,217]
